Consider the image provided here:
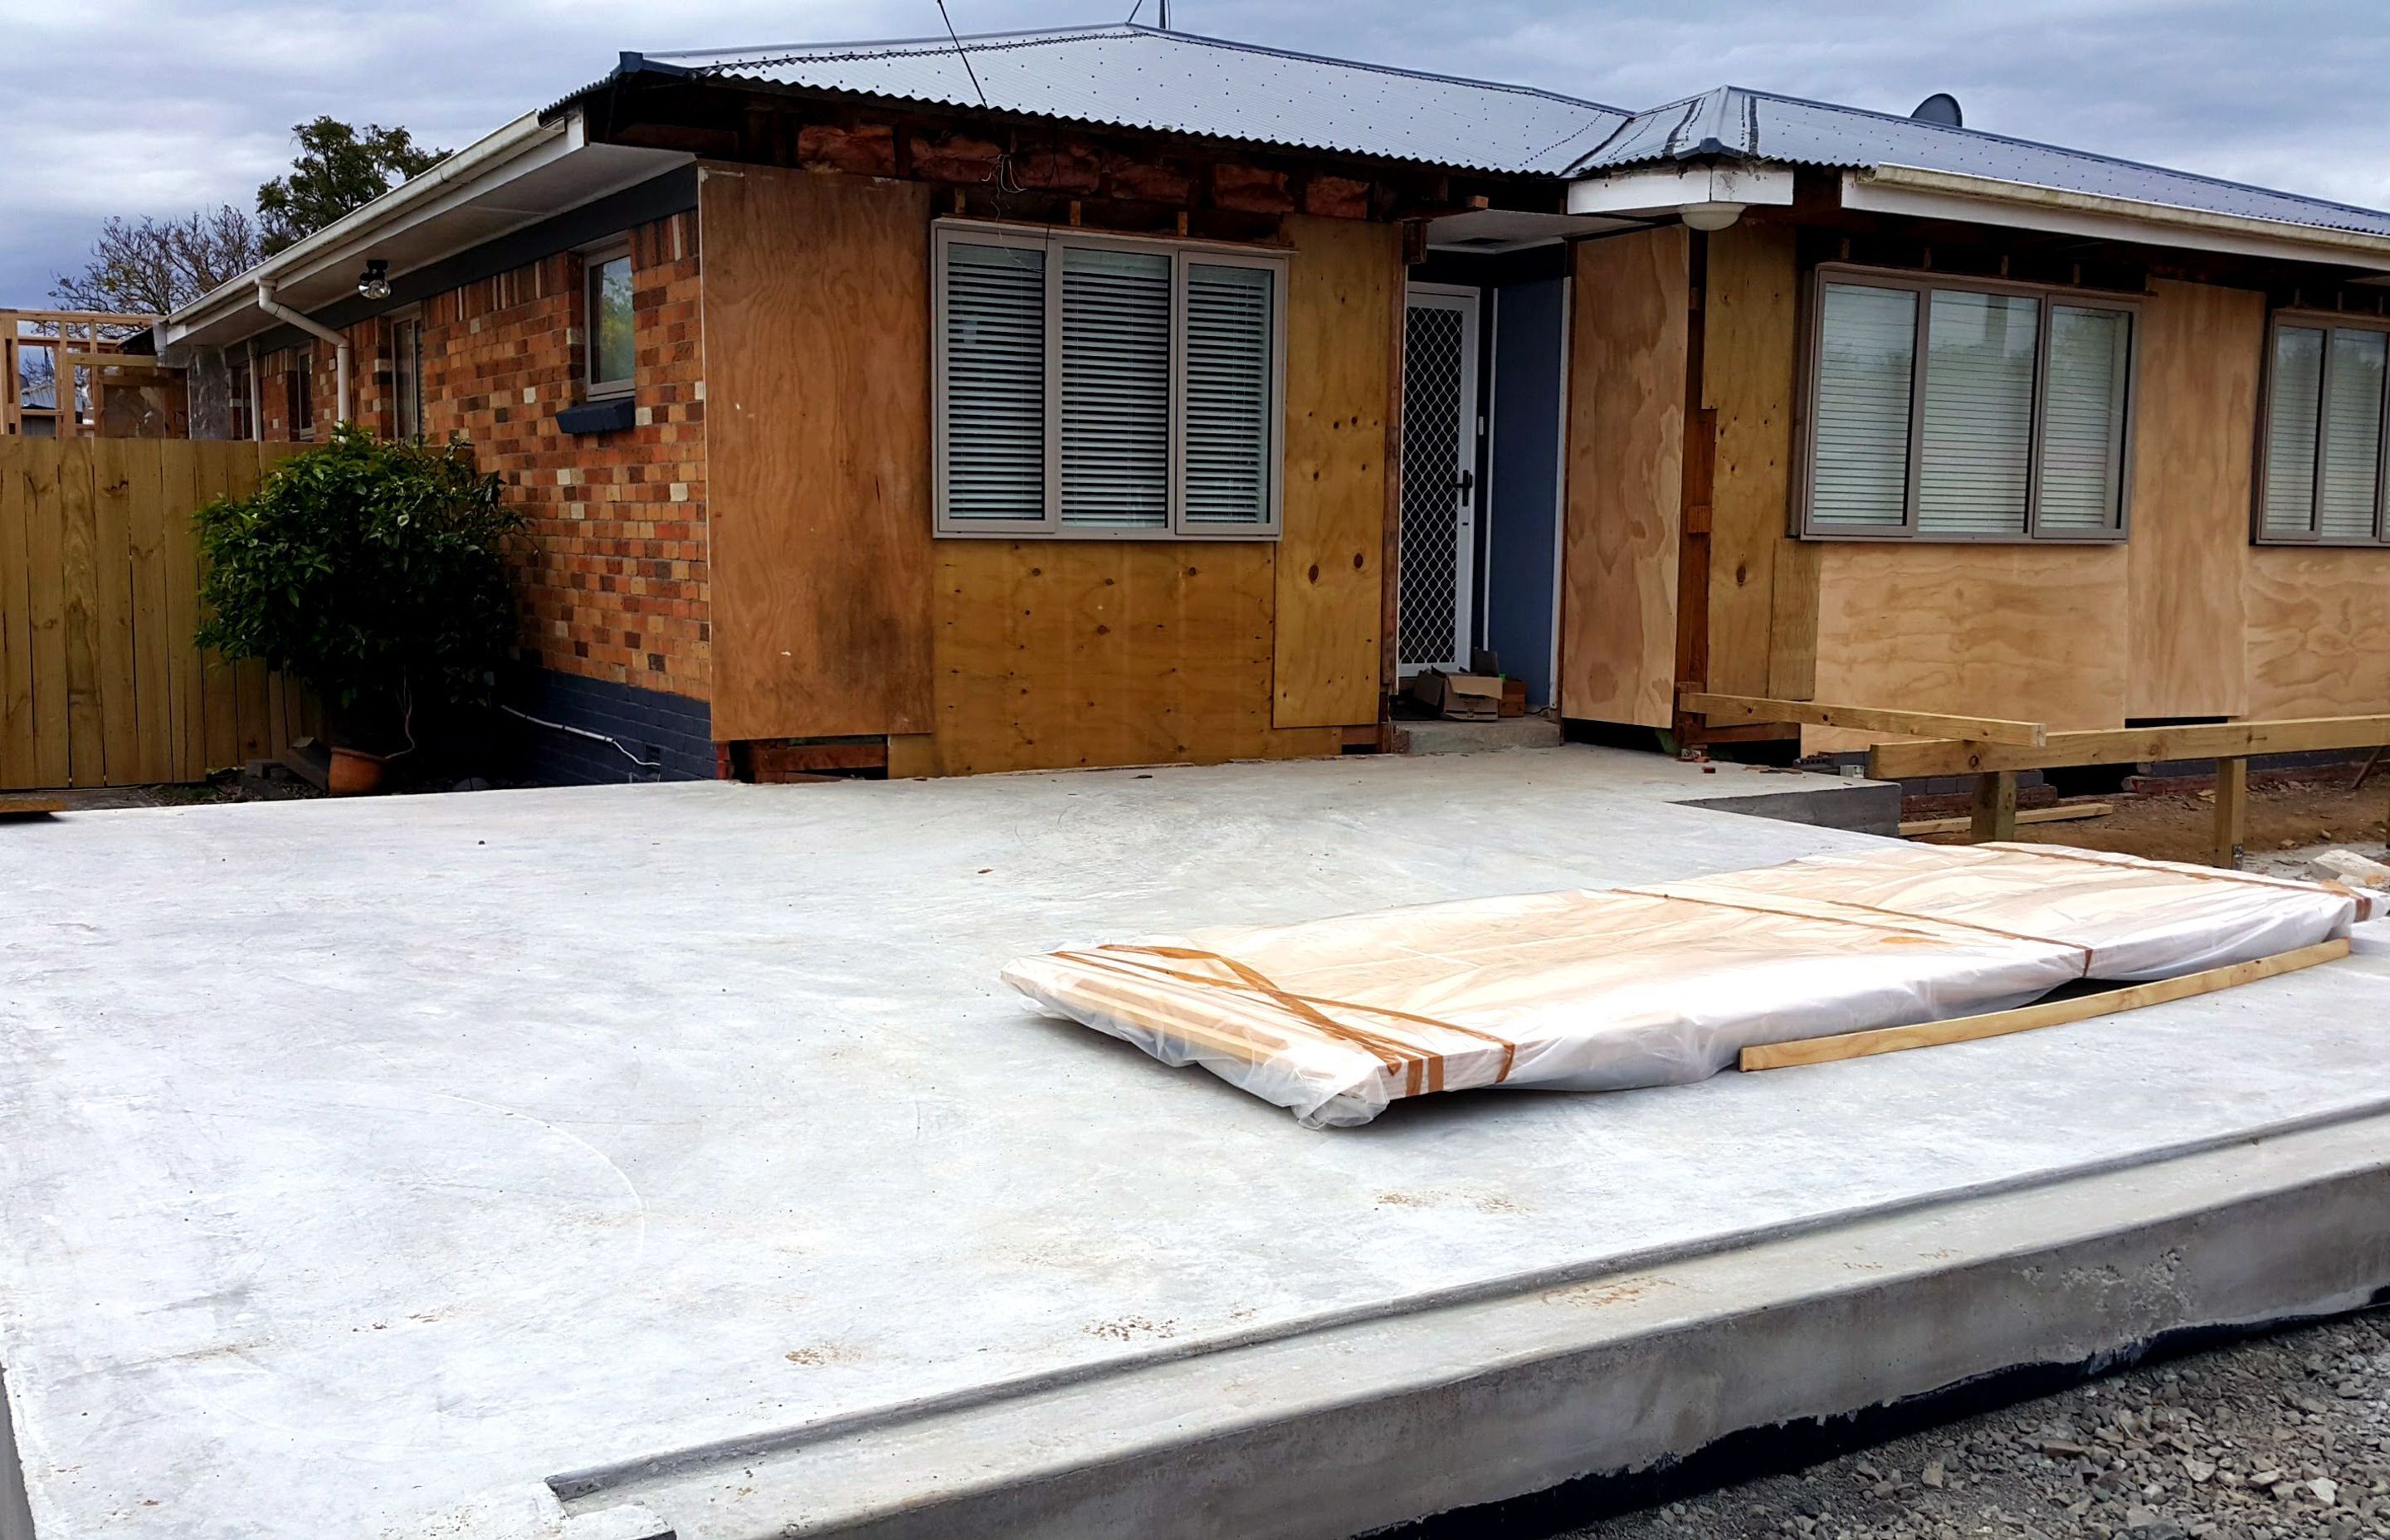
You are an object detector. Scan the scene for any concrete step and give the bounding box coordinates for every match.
[1396,715,1565,755]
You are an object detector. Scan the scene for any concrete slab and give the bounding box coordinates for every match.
[0,747,2383,1540]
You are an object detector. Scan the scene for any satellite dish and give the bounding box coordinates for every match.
[1911,92,1963,128]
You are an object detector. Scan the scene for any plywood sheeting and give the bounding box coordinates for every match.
[2246,548,2390,719]
[1273,216,1395,729]
[1807,544,2130,753]
[1701,223,1800,699]
[897,540,1340,776]
[2127,280,2262,720]
[701,163,936,743]
[1562,226,1689,728]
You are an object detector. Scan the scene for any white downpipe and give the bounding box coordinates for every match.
[255,279,351,425]
[243,339,260,441]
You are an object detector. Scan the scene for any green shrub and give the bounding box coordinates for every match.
[195,426,523,745]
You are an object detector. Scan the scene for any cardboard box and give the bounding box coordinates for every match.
[1407,670,1504,720]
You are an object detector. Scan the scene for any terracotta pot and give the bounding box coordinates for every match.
[327,745,389,797]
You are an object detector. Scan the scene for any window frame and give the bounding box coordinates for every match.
[390,309,424,441]
[930,218,1288,542]
[1796,263,2142,544]
[582,240,636,400]
[287,344,315,441]
[2252,308,2390,547]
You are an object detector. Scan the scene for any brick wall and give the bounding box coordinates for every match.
[255,211,710,708]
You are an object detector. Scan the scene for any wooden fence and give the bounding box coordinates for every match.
[0,439,313,791]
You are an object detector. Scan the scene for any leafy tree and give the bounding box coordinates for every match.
[195,427,520,746]
[48,206,264,315]
[256,118,448,255]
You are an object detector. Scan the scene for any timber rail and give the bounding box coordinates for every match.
[1680,690,2390,870]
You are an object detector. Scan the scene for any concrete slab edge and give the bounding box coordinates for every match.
[516,1114,2390,1540]
[539,1090,2390,1507]
[1680,780,1904,836]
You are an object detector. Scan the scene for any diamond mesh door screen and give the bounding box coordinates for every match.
[1399,304,1468,671]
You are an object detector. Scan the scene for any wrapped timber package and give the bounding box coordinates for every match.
[1002,844,2382,1128]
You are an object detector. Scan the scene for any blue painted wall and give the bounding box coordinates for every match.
[1483,278,1567,709]
[505,669,715,785]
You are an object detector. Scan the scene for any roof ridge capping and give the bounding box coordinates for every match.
[650,22,1629,115]
[1576,81,2390,227]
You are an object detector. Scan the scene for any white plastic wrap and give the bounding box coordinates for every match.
[1002,843,2378,1128]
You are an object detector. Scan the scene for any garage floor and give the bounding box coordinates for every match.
[0,748,2383,1540]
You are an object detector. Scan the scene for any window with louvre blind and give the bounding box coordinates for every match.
[2257,313,2390,545]
[1800,267,2137,542]
[933,222,1285,539]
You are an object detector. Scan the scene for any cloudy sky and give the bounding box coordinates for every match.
[5,1,2388,307]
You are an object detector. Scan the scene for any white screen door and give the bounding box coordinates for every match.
[1398,285,1480,675]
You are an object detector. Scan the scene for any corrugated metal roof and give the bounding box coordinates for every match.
[574,27,2390,243]
[636,24,1630,174]
[1573,85,2390,238]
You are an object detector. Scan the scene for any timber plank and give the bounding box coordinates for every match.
[156,441,206,780]
[87,441,141,784]
[2213,756,2247,870]
[21,444,69,787]
[1681,691,2046,747]
[1870,714,2390,779]
[1700,223,1798,699]
[1561,226,1688,728]
[700,163,935,743]
[1900,803,2110,837]
[1968,770,2018,843]
[0,441,34,787]
[1273,215,1394,729]
[110,441,175,783]
[1739,938,2349,1071]
[56,441,105,786]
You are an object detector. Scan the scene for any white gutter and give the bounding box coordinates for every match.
[1844,163,2390,275]
[256,279,351,425]
[162,110,573,347]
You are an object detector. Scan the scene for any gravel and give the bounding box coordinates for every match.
[1559,1311,2390,1540]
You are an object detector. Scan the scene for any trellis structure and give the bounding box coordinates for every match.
[2,309,165,437]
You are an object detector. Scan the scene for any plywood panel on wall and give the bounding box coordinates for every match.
[2246,548,2390,719]
[1700,223,1800,698]
[2127,279,2263,719]
[700,163,935,742]
[896,540,1339,776]
[1273,215,1396,729]
[1562,225,1689,728]
[1807,544,2131,752]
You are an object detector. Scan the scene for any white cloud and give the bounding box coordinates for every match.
[9,0,2390,302]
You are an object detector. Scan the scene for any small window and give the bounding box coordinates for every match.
[933,222,1285,539]
[392,316,424,440]
[286,345,315,439]
[1801,268,2137,541]
[586,249,635,397]
[226,355,253,441]
[2258,313,2390,544]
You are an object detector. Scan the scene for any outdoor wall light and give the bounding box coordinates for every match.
[1678,202,1746,231]
[357,260,393,300]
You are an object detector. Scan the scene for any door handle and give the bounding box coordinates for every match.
[1452,468,1475,504]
